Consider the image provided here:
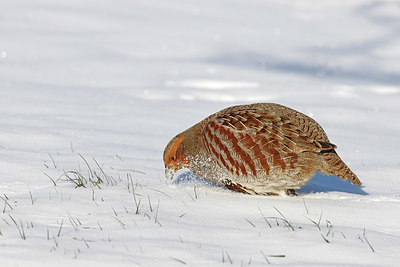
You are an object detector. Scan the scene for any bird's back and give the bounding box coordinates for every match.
[191,103,360,194]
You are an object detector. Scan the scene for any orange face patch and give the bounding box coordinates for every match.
[164,135,189,170]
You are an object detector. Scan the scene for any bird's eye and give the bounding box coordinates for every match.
[170,155,176,161]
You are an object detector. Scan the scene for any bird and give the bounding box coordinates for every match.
[163,103,361,195]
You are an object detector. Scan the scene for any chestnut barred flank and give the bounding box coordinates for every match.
[164,103,361,195]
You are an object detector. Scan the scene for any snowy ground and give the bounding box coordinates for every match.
[1,0,400,266]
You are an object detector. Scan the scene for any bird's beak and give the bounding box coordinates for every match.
[165,166,176,180]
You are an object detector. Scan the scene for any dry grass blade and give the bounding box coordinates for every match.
[193,186,197,199]
[48,153,57,168]
[184,188,195,202]
[146,187,172,199]
[53,236,58,247]
[135,198,141,215]
[66,211,79,231]
[57,219,64,237]
[303,198,309,214]
[270,206,294,231]
[8,214,26,240]
[78,153,94,179]
[363,229,375,252]
[258,207,272,228]
[93,158,117,185]
[97,222,103,231]
[321,234,330,243]
[170,257,186,265]
[260,250,271,264]
[221,248,233,264]
[148,195,153,212]
[225,250,233,264]
[58,155,121,188]
[245,218,256,228]
[154,199,162,227]
[93,158,109,183]
[29,190,34,205]
[112,206,118,217]
[113,216,126,229]
[1,196,13,213]
[44,172,57,186]
[305,212,323,231]
[62,170,86,188]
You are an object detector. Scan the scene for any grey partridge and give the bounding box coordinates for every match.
[163,103,361,195]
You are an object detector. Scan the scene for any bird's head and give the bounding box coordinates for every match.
[163,134,189,179]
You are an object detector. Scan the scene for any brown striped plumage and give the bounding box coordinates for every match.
[163,103,361,195]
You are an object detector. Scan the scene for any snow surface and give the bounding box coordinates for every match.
[1,0,400,266]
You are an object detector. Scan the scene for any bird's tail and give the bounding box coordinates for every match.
[320,151,361,186]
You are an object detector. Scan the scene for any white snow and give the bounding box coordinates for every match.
[1,0,400,266]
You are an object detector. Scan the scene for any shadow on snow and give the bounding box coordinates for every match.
[298,172,367,195]
[201,3,400,87]
[173,171,367,195]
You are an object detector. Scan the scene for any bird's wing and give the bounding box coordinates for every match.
[202,109,335,177]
